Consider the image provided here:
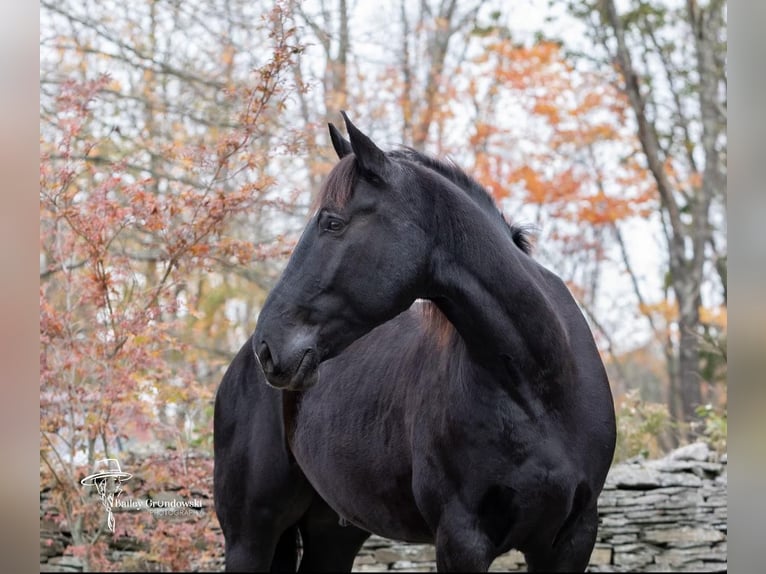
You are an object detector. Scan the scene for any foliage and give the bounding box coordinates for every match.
[614,389,674,462]
[571,0,728,432]
[613,395,727,463]
[466,36,656,309]
[694,404,727,454]
[40,1,300,569]
[43,454,220,571]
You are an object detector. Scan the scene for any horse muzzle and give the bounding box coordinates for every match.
[254,338,320,391]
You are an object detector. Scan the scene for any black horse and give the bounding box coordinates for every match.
[214,113,616,572]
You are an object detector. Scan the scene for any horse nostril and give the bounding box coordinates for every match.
[257,341,274,374]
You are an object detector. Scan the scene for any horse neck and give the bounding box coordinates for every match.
[425,186,572,380]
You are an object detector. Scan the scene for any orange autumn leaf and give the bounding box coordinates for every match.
[532,101,560,124]
[514,166,549,204]
[699,306,727,329]
[639,300,679,324]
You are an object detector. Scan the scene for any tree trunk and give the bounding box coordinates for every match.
[676,274,703,428]
[597,0,725,438]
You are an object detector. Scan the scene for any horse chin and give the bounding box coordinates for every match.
[265,349,319,392]
[288,368,319,392]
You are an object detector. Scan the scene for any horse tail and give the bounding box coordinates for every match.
[270,524,300,572]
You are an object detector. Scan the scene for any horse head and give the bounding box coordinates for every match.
[253,113,431,390]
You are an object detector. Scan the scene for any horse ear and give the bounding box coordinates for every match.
[341,111,389,180]
[327,123,353,159]
[328,122,352,159]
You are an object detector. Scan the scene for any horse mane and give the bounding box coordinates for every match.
[391,148,535,346]
[389,148,533,255]
[314,146,533,255]
[412,299,455,349]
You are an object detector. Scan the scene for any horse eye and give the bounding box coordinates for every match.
[325,218,345,233]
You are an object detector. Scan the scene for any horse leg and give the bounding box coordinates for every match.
[223,513,299,572]
[297,523,370,572]
[524,504,599,573]
[297,499,371,572]
[271,525,300,572]
[434,514,495,572]
[225,535,288,572]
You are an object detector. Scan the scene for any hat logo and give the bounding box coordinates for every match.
[81,458,132,532]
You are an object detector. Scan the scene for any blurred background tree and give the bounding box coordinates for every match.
[40,0,306,568]
[569,0,727,442]
[40,0,726,568]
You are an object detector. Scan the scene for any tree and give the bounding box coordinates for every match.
[464,31,658,386]
[288,0,353,192]
[572,0,727,433]
[40,1,302,568]
[398,0,487,150]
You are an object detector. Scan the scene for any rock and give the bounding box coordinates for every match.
[616,492,669,507]
[654,547,729,566]
[373,548,406,564]
[607,465,663,489]
[613,547,654,568]
[674,560,727,572]
[623,509,677,524]
[489,550,525,570]
[374,545,435,565]
[661,472,704,488]
[40,564,81,573]
[40,537,65,558]
[363,535,392,549]
[352,554,375,565]
[655,490,704,509]
[667,442,710,462]
[354,565,389,572]
[699,495,726,508]
[643,526,726,545]
[648,459,722,476]
[612,542,645,553]
[48,556,82,570]
[393,561,435,571]
[607,462,703,488]
[397,545,436,562]
[598,525,641,535]
[600,514,630,527]
[606,533,638,545]
[589,546,613,566]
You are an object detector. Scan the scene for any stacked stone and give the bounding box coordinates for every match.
[39,442,727,572]
[40,487,75,572]
[351,536,526,572]
[591,442,727,573]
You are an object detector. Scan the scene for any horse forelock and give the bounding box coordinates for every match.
[314,154,358,211]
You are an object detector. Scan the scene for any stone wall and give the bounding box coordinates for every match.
[40,442,726,572]
[351,442,727,572]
